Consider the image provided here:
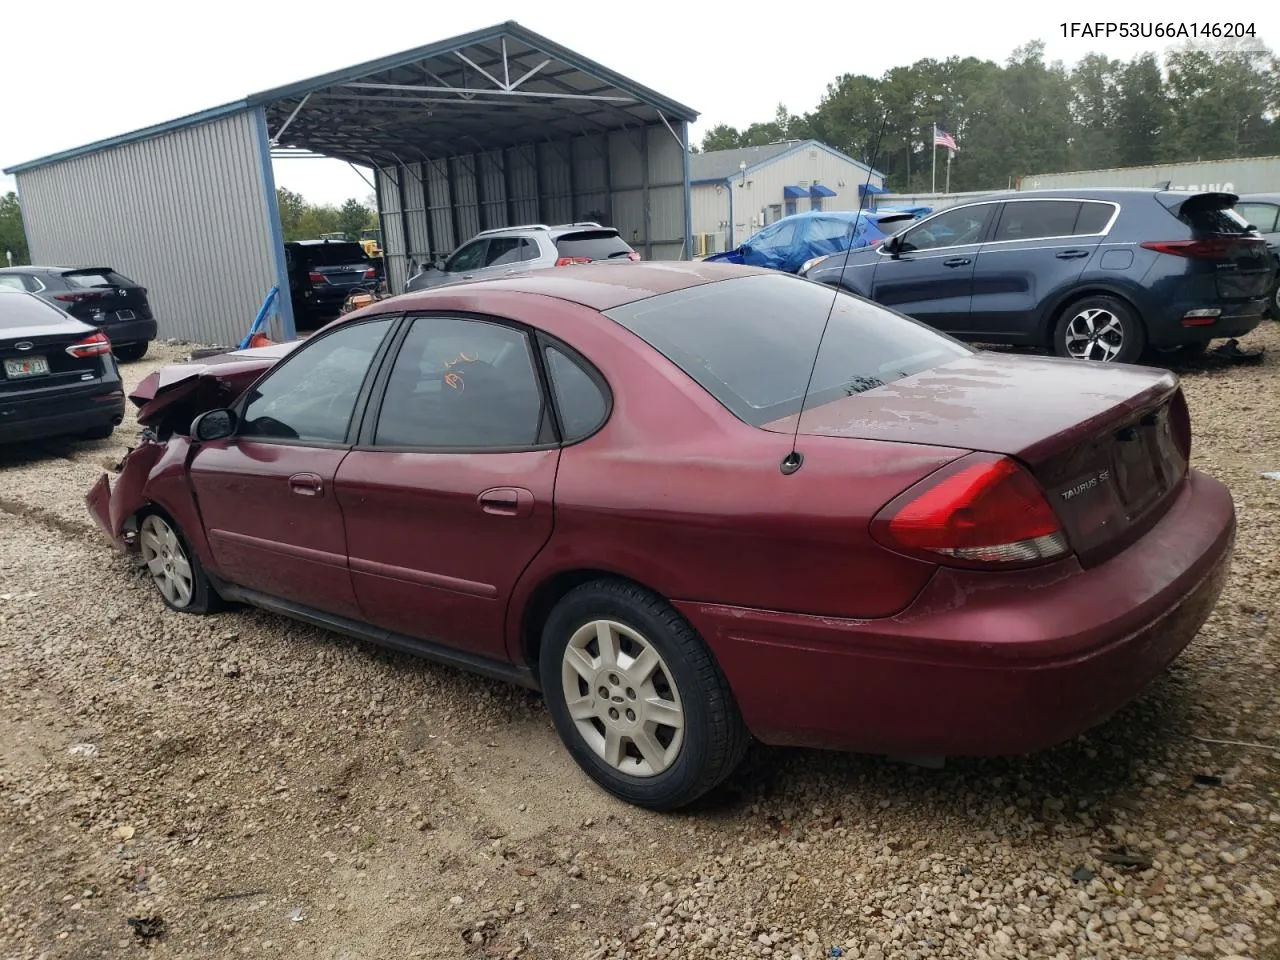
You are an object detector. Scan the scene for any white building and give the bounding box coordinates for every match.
[690,140,886,255]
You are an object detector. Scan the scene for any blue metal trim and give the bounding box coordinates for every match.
[3,100,251,175]
[783,185,809,199]
[810,184,837,198]
[252,107,296,341]
[726,178,736,249]
[681,122,692,260]
[859,183,888,195]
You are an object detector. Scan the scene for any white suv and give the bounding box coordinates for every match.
[406,222,640,292]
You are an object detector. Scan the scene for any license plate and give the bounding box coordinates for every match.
[4,355,50,378]
[116,310,135,321]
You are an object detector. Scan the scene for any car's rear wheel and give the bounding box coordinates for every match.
[1053,295,1146,364]
[539,580,748,811]
[113,342,148,363]
[80,423,116,441]
[138,512,222,614]
[1268,274,1280,320]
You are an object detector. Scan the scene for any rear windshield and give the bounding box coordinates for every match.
[555,231,634,261]
[305,243,368,265]
[1,292,71,329]
[1180,200,1254,236]
[604,273,971,427]
[64,269,136,288]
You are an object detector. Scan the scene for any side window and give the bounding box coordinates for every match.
[485,237,524,267]
[518,238,540,262]
[898,204,995,252]
[1236,202,1279,233]
[374,316,544,449]
[446,240,488,273]
[545,345,608,441]
[810,218,855,244]
[0,276,23,291]
[993,201,1082,242]
[239,318,393,443]
[1074,201,1116,235]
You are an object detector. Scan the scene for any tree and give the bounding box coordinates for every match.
[276,188,306,239]
[700,124,743,152]
[0,193,29,265]
[338,198,372,239]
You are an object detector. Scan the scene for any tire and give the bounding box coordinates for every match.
[1052,295,1146,364]
[137,512,223,615]
[113,342,149,363]
[539,579,749,811]
[80,423,116,441]
[1268,276,1280,321]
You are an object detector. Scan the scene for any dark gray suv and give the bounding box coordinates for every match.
[406,222,639,292]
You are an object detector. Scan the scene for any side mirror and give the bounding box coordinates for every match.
[191,408,237,442]
[884,234,902,255]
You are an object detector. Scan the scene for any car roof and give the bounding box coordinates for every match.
[469,222,620,241]
[379,261,771,312]
[0,265,114,273]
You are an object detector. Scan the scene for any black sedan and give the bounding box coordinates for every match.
[0,290,125,444]
[0,265,158,362]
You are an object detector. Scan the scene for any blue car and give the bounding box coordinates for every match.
[704,209,923,275]
[800,188,1275,363]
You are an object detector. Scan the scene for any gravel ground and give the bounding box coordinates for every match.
[1,331,1278,960]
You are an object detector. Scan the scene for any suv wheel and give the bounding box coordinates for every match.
[1053,295,1146,364]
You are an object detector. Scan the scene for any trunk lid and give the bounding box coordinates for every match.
[772,352,1189,566]
[1153,192,1274,300]
[56,268,152,323]
[311,263,372,287]
[1,319,105,393]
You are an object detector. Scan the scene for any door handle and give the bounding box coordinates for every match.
[943,257,971,267]
[289,473,323,497]
[478,487,535,518]
[462,274,475,280]
[1055,249,1090,260]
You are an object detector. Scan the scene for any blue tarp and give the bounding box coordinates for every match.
[703,209,919,274]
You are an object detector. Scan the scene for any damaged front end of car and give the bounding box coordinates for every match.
[85,345,294,552]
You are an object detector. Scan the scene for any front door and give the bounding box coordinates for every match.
[870,201,999,335]
[336,314,558,661]
[969,199,1112,341]
[189,317,396,618]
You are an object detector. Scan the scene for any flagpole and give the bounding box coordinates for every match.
[946,149,952,194]
[931,123,937,194]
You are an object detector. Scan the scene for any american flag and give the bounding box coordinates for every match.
[934,128,959,153]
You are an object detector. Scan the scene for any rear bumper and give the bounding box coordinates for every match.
[1147,298,1266,346]
[100,316,158,345]
[676,468,1234,756]
[0,388,125,443]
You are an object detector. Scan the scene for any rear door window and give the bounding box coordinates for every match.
[486,238,537,267]
[992,201,1082,242]
[0,276,24,292]
[554,231,634,261]
[603,273,971,427]
[1236,202,1280,233]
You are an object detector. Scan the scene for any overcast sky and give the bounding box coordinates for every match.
[3,0,1275,206]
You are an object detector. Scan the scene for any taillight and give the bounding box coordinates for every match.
[1141,237,1265,260]
[309,271,326,283]
[1169,389,1192,462]
[363,268,377,279]
[874,454,1068,566]
[555,257,593,267]
[67,331,112,358]
[53,290,108,303]
[627,252,641,261]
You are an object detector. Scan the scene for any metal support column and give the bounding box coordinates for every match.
[567,137,578,221]
[419,161,436,263]
[641,125,652,260]
[472,153,487,231]
[446,158,462,248]
[502,148,516,226]
[395,163,412,294]
[534,145,548,224]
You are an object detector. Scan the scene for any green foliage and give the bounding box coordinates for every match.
[0,192,30,265]
[698,39,1280,191]
[276,188,374,242]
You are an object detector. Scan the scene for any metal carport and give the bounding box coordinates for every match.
[3,22,697,346]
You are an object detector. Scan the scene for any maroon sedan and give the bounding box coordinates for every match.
[86,263,1234,810]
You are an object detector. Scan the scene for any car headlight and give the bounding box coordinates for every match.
[800,255,830,275]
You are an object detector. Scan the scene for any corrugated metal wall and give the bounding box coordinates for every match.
[1021,156,1280,193]
[15,109,284,346]
[375,122,690,292]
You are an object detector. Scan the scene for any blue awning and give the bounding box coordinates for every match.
[782,185,808,199]
[859,183,888,196]
[809,184,837,198]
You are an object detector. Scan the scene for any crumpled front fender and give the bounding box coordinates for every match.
[85,441,167,551]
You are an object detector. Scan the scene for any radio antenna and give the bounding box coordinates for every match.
[781,109,890,476]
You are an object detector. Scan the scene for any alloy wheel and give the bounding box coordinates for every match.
[1064,308,1124,362]
[560,619,685,777]
[139,514,194,608]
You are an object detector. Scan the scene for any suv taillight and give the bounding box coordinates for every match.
[53,290,108,303]
[1141,237,1266,260]
[555,257,593,267]
[363,268,377,279]
[309,271,327,283]
[626,251,641,261]
[873,454,1068,566]
[66,331,112,358]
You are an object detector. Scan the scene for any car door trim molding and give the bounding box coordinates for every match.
[349,555,498,598]
[209,528,349,569]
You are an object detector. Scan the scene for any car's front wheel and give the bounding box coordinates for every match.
[1053,295,1146,364]
[138,512,222,614]
[540,580,748,811]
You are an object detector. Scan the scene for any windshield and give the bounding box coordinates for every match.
[604,273,971,427]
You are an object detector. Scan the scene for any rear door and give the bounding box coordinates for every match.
[335,314,558,661]
[969,199,1115,341]
[869,202,999,335]
[474,236,540,280]
[54,268,151,327]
